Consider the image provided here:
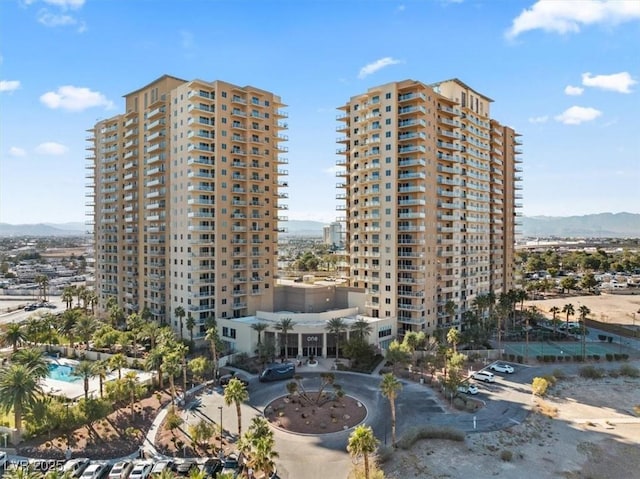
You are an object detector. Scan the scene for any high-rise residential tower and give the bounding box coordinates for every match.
[336,79,521,335]
[86,75,288,338]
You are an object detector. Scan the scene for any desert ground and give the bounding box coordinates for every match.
[382,365,640,479]
[525,293,640,328]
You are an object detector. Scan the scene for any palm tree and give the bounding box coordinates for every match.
[223,377,249,436]
[205,326,221,380]
[3,323,26,352]
[35,274,49,303]
[62,286,76,310]
[11,347,49,380]
[58,309,80,347]
[186,313,196,345]
[73,314,97,348]
[93,359,109,399]
[72,360,96,401]
[274,318,296,361]
[325,317,347,360]
[250,322,269,347]
[350,318,372,342]
[516,289,527,311]
[123,370,139,418]
[145,346,165,389]
[0,363,41,432]
[347,424,379,479]
[562,303,575,335]
[549,306,561,337]
[380,373,402,447]
[447,327,460,353]
[164,351,182,413]
[109,353,127,380]
[142,321,163,350]
[444,300,456,325]
[579,304,591,359]
[174,306,186,341]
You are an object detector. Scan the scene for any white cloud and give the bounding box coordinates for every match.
[555,106,602,125]
[9,147,27,157]
[35,142,68,155]
[324,165,342,175]
[396,4,406,13]
[582,71,637,93]
[40,85,114,111]
[528,115,549,124]
[564,85,584,96]
[358,57,402,79]
[0,80,21,92]
[37,10,77,27]
[506,0,640,39]
[24,0,84,9]
[43,0,85,9]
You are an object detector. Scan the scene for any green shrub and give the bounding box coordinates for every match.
[501,450,513,462]
[609,369,620,378]
[516,355,523,364]
[614,353,623,361]
[606,353,614,361]
[542,374,557,386]
[579,366,605,379]
[396,426,465,450]
[552,369,566,379]
[592,354,600,361]
[619,364,640,378]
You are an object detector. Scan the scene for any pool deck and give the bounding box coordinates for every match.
[40,365,153,401]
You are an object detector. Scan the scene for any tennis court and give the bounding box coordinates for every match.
[503,340,627,358]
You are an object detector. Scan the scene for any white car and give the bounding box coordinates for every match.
[108,461,133,479]
[457,383,479,395]
[128,461,153,479]
[80,463,110,479]
[472,371,495,383]
[489,363,515,374]
[61,458,91,478]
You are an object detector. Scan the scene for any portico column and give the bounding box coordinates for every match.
[322,332,328,358]
[298,333,302,358]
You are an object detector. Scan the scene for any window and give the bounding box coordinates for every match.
[385,93,391,99]
[385,106,391,112]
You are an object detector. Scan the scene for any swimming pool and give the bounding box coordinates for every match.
[48,363,80,383]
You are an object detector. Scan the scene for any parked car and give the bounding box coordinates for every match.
[80,463,111,479]
[457,383,479,395]
[489,363,514,374]
[471,371,495,383]
[219,371,249,387]
[150,459,174,476]
[221,453,241,478]
[61,458,91,478]
[128,461,153,479]
[173,459,198,476]
[108,461,133,479]
[259,363,295,382]
[198,458,223,477]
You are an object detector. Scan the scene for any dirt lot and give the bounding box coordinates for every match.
[382,366,640,479]
[525,293,640,327]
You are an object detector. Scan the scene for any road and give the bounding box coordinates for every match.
[186,364,542,479]
[0,295,66,325]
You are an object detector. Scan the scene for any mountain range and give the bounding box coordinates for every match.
[1,213,639,238]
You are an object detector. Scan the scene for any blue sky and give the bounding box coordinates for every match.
[1,0,639,225]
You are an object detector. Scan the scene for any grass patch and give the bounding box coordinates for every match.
[396,425,465,450]
[633,405,640,417]
[551,369,567,380]
[618,364,640,378]
[579,365,605,379]
[535,400,559,418]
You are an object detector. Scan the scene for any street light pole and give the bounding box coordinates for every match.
[218,406,223,459]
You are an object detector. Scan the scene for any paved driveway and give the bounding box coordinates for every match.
[186,369,532,479]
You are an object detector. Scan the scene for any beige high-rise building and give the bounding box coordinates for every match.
[336,79,522,335]
[86,75,288,339]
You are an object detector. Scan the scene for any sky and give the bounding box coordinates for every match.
[1,0,639,225]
